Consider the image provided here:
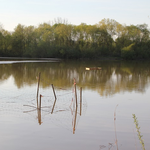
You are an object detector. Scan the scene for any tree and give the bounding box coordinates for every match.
[0,25,12,56]
[24,25,37,57]
[98,18,119,38]
[12,24,25,56]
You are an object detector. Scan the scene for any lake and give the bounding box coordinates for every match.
[0,59,150,150]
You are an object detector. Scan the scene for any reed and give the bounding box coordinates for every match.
[133,114,145,150]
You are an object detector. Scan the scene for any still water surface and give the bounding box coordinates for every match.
[0,60,150,150]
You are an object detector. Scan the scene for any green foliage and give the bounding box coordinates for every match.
[0,19,150,59]
[121,43,135,59]
[133,114,145,150]
[122,43,135,51]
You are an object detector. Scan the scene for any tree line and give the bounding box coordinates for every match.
[0,18,150,59]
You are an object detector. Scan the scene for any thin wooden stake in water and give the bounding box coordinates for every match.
[36,72,41,108]
[74,78,78,108]
[80,87,82,116]
[38,109,42,125]
[37,95,42,125]
[73,107,78,134]
[51,84,57,114]
[39,94,42,110]
[51,84,57,100]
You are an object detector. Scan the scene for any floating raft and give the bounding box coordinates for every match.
[85,67,101,70]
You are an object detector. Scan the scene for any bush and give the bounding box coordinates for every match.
[121,43,135,59]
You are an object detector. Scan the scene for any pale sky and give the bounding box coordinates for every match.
[0,0,150,31]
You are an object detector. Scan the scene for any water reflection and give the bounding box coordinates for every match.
[114,105,119,150]
[21,83,83,133]
[1,60,150,150]
[0,60,150,96]
[23,94,44,125]
[37,109,42,125]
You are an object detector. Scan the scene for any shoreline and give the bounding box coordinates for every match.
[0,56,149,61]
[0,57,62,61]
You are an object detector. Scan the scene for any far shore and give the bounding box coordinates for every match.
[1,56,148,61]
[0,56,122,61]
[0,57,62,61]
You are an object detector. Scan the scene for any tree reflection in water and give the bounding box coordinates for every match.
[0,60,150,96]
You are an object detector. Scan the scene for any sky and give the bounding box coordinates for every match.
[0,0,150,31]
